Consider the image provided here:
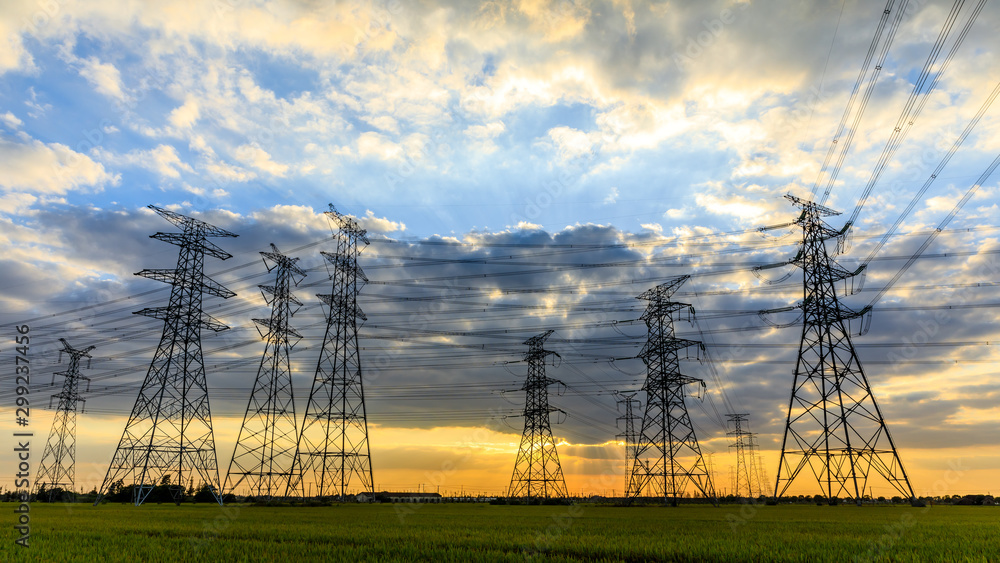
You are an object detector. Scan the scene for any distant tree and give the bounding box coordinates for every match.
[193,484,218,503]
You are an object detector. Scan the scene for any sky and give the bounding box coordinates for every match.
[1,0,1000,499]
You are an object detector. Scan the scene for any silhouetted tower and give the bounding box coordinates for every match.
[288,206,374,499]
[774,194,914,501]
[626,276,715,505]
[726,413,762,499]
[616,392,640,497]
[35,339,94,501]
[225,244,305,500]
[757,457,773,497]
[507,330,568,500]
[97,205,237,506]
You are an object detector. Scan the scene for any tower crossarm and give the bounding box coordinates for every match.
[317,294,367,321]
[325,205,370,244]
[150,233,233,260]
[148,205,237,238]
[135,269,237,299]
[259,284,304,306]
[637,275,691,302]
[784,194,840,216]
[261,244,307,277]
[638,337,701,358]
[252,317,303,340]
[320,251,370,283]
[134,307,231,332]
[639,301,692,321]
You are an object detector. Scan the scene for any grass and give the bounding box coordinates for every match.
[1,502,997,562]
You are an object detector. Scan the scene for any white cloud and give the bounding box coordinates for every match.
[464,121,506,154]
[357,131,403,161]
[546,126,597,163]
[204,161,255,183]
[0,192,37,214]
[603,187,619,205]
[364,115,400,134]
[0,9,34,75]
[514,220,543,230]
[356,209,405,233]
[78,57,126,100]
[0,112,22,129]
[694,193,770,222]
[168,96,201,129]
[149,144,193,178]
[250,204,328,234]
[98,144,193,179]
[234,144,289,177]
[0,137,117,194]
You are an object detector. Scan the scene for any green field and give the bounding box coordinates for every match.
[2,502,997,562]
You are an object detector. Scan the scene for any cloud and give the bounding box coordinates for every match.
[0,112,22,129]
[78,57,126,100]
[0,137,117,194]
[168,96,201,129]
[356,131,403,161]
[603,187,619,205]
[234,144,289,177]
[356,209,405,233]
[97,144,194,180]
[0,7,35,74]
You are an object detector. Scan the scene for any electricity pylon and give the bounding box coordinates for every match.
[616,392,640,498]
[288,205,374,500]
[773,194,914,502]
[726,413,762,499]
[35,339,94,501]
[225,244,305,501]
[626,276,716,505]
[507,330,568,500]
[97,205,236,506]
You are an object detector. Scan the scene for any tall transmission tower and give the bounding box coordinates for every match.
[626,276,716,505]
[726,413,762,499]
[224,244,305,501]
[97,205,237,506]
[507,330,568,500]
[773,194,914,502]
[288,205,374,500]
[616,392,640,498]
[757,458,772,497]
[35,339,94,501]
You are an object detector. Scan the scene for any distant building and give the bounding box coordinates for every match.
[376,491,443,503]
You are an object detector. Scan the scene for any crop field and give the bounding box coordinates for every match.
[2,503,997,562]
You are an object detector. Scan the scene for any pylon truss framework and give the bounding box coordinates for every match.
[507,330,569,500]
[773,194,915,502]
[224,244,306,501]
[34,339,94,500]
[726,413,762,499]
[616,392,641,497]
[288,205,374,500]
[96,205,237,506]
[626,276,716,505]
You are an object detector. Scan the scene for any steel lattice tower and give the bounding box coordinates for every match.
[507,330,568,500]
[726,413,762,499]
[224,244,305,501]
[626,276,716,505]
[774,194,914,502]
[616,392,640,498]
[288,205,374,500]
[35,339,94,501]
[96,205,237,506]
